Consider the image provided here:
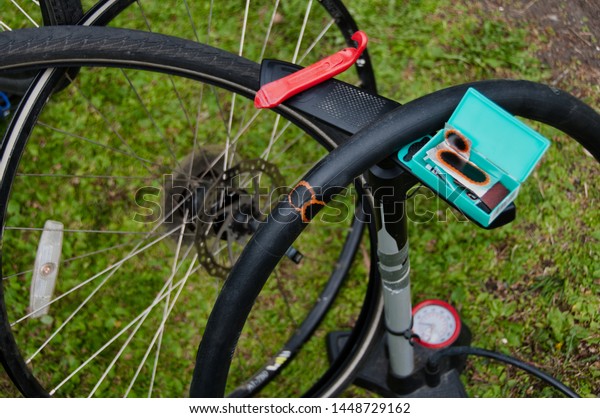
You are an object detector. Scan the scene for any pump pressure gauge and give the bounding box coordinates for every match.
[412,300,461,349]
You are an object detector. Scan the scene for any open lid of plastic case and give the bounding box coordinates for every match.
[448,88,550,182]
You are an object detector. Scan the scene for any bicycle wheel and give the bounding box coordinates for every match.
[0,0,376,95]
[0,26,371,397]
[193,80,599,397]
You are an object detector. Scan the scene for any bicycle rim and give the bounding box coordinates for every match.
[0,27,374,397]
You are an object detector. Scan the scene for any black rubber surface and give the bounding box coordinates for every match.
[40,0,84,26]
[0,26,260,91]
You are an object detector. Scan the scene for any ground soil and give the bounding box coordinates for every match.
[483,0,599,103]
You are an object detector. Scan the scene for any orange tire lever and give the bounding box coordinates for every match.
[254,31,368,109]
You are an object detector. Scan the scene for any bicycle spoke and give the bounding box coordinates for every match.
[15,173,154,180]
[144,257,198,398]
[4,226,178,236]
[181,0,200,42]
[261,118,291,162]
[274,270,298,328]
[148,210,190,397]
[129,258,202,398]
[297,19,336,64]
[211,213,233,255]
[88,243,196,398]
[195,109,262,181]
[1,241,133,281]
[184,5,208,191]
[9,0,39,27]
[34,121,186,178]
[292,0,314,64]
[48,269,195,396]
[26,250,139,364]
[238,0,250,58]
[258,0,281,63]
[134,1,193,131]
[64,80,162,178]
[120,69,184,173]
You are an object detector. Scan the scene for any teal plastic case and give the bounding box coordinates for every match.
[397,88,550,227]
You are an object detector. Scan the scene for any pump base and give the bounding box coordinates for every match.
[327,322,471,397]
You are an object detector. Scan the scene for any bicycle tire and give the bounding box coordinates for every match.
[192,79,600,397]
[83,0,378,92]
[0,0,377,96]
[40,0,84,26]
[0,26,370,397]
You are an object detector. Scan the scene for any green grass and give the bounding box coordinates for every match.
[1,0,598,398]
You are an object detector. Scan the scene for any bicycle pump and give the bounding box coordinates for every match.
[328,158,472,397]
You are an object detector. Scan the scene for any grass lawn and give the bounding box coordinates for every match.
[0,0,597,398]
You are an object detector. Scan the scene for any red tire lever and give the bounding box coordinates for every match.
[254,31,368,109]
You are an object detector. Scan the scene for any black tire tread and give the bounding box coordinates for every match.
[40,0,84,26]
[0,26,261,93]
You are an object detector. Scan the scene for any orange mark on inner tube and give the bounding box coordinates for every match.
[289,180,326,223]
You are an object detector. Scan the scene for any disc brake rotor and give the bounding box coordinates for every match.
[194,158,284,279]
[162,148,285,279]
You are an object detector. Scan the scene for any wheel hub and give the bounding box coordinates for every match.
[162,149,284,279]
